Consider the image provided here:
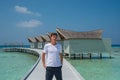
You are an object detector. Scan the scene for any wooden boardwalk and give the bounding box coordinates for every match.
[24,49,84,80]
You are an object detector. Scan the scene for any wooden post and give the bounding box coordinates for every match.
[82,53,83,59]
[73,54,76,59]
[90,53,92,59]
[109,52,112,59]
[100,52,102,59]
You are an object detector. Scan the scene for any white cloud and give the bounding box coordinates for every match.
[15,5,41,16]
[17,19,42,28]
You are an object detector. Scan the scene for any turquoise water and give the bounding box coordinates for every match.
[0,49,38,80]
[67,47,120,80]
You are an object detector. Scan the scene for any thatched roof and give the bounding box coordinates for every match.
[35,36,43,42]
[28,37,37,43]
[47,32,61,41]
[56,28,103,40]
[41,35,50,42]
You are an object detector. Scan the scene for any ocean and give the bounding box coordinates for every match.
[0,46,38,80]
[0,45,120,80]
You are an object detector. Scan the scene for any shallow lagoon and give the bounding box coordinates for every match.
[67,47,120,80]
[0,50,38,80]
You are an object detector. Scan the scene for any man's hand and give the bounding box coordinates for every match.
[42,52,46,69]
[60,53,63,65]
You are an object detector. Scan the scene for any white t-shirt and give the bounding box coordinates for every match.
[43,43,62,67]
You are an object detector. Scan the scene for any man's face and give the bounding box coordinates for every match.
[51,35,57,42]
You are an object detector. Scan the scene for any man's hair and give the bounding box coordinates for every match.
[50,33,58,37]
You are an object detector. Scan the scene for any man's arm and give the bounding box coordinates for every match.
[42,52,46,68]
[60,53,63,65]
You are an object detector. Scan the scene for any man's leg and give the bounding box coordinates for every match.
[54,66,62,80]
[46,67,54,80]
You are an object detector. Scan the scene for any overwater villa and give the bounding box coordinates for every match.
[41,35,50,43]
[28,28,112,59]
[56,28,112,59]
[28,37,37,48]
[35,36,44,49]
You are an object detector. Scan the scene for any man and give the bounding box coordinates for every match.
[42,33,63,80]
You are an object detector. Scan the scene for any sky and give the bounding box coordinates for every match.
[0,0,120,45]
